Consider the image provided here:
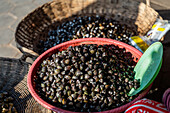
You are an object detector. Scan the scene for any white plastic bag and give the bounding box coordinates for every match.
[130,19,170,53]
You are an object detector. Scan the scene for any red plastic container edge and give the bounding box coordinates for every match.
[27,38,151,113]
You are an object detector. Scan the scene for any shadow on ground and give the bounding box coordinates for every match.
[146,9,170,102]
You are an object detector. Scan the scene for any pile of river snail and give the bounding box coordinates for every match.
[0,92,17,113]
[35,44,140,112]
[38,15,135,54]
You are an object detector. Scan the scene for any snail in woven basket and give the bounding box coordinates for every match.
[0,92,17,113]
[39,15,135,54]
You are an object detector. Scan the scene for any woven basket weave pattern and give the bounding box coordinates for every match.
[0,58,50,113]
[0,58,28,91]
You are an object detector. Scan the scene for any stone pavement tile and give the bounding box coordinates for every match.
[10,3,38,19]
[151,2,168,10]
[10,18,22,32]
[0,45,19,58]
[13,51,34,64]
[9,38,34,64]
[9,37,16,48]
[33,0,51,6]
[0,28,14,45]
[0,14,16,30]
[0,0,14,14]
[13,51,22,59]
[26,57,34,64]
[134,0,168,10]
[8,0,33,6]
[151,0,170,9]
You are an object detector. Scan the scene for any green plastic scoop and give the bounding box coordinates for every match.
[143,59,162,90]
[128,42,163,96]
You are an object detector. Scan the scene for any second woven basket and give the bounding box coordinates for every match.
[15,0,159,58]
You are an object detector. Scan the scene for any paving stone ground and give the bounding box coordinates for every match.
[0,0,51,59]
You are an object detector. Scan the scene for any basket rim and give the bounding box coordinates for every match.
[27,38,152,113]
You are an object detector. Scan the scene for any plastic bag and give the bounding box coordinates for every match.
[130,19,170,53]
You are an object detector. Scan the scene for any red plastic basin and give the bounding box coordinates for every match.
[27,38,151,113]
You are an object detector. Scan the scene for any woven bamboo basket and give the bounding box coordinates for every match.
[15,0,160,58]
[0,57,51,113]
